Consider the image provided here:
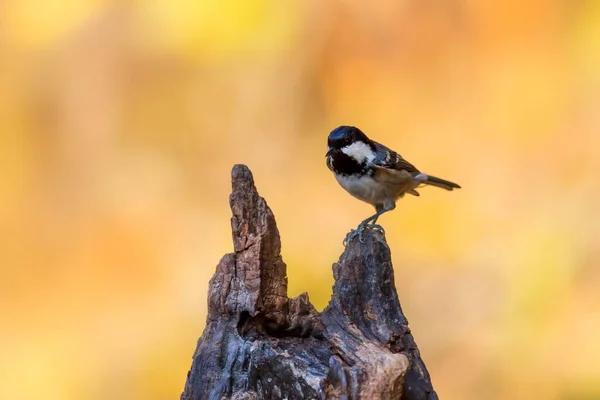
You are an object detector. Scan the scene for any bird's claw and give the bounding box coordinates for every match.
[368,223,385,235]
[343,222,386,246]
[343,229,359,246]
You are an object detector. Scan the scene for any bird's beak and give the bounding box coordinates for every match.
[325,148,334,157]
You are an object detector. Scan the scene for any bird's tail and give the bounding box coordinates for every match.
[418,174,461,190]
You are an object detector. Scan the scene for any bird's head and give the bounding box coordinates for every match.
[326,126,375,163]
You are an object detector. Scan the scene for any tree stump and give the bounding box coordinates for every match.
[181,165,437,400]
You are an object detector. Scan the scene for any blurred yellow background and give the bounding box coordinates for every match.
[1,1,600,399]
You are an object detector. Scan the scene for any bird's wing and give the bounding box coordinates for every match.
[370,141,420,192]
[371,141,459,194]
[372,141,420,174]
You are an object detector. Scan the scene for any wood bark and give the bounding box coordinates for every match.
[181,165,437,400]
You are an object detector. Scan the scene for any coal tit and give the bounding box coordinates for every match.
[326,125,461,244]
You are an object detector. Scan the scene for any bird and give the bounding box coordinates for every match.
[325,125,461,245]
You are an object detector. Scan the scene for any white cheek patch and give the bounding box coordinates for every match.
[341,141,375,163]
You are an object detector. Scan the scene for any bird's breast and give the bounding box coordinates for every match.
[335,173,390,206]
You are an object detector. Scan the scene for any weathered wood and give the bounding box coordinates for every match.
[181,165,437,400]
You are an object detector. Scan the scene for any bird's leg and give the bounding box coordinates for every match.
[344,212,383,245]
[370,204,385,225]
[344,203,396,245]
[362,203,395,238]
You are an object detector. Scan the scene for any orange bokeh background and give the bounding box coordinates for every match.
[1,1,600,399]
